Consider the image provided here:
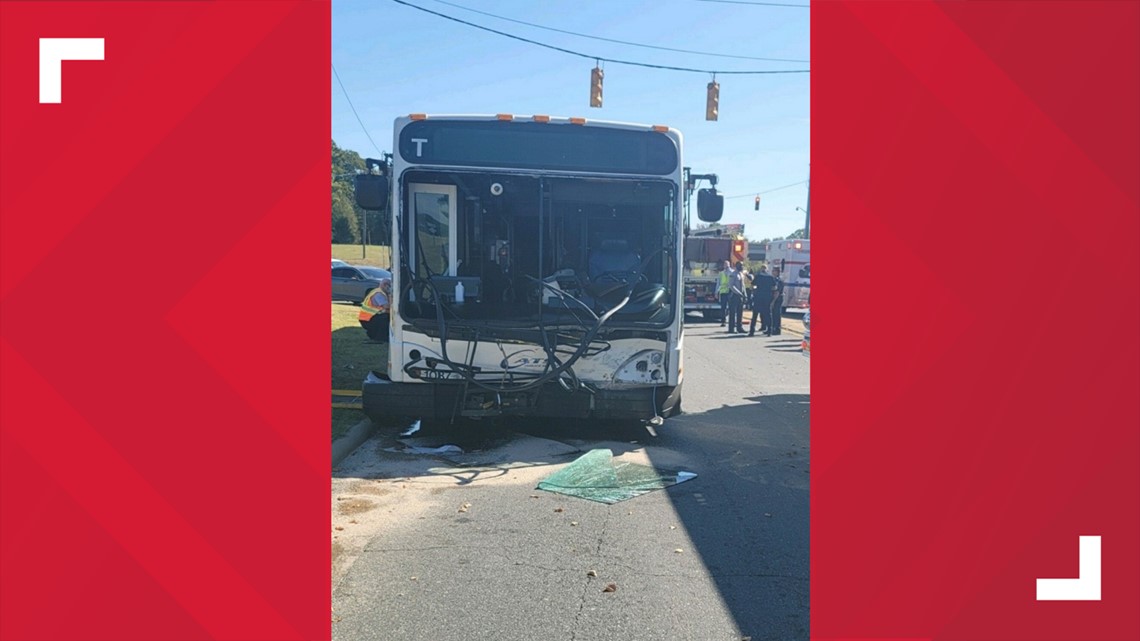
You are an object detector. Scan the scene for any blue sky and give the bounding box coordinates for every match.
[332,0,810,242]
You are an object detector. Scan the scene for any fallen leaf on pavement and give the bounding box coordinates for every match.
[586,570,598,577]
[602,583,617,593]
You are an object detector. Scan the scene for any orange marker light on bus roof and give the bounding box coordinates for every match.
[496,113,513,121]
[569,117,587,125]
[409,113,427,120]
[533,115,551,123]
[651,125,669,132]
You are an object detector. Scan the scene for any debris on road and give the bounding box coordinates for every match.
[602,583,618,593]
[537,448,698,504]
[586,570,598,577]
[399,419,421,437]
[384,441,465,455]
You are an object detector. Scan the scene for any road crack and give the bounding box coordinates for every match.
[569,507,611,641]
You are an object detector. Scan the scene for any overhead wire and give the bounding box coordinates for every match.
[332,63,385,156]
[390,0,809,75]
[695,0,810,7]
[724,179,808,199]
[426,0,809,63]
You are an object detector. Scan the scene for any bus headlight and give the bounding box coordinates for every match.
[613,350,666,384]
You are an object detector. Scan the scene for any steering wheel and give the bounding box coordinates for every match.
[590,270,647,298]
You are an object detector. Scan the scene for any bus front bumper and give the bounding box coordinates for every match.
[363,374,680,423]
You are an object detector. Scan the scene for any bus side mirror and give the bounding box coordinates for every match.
[354,173,388,211]
[696,188,723,222]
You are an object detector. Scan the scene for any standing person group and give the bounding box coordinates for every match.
[747,265,784,336]
[719,260,786,336]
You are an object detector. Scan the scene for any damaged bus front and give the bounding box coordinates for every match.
[354,114,723,424]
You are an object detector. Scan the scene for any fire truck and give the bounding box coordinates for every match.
[682,225,746,322]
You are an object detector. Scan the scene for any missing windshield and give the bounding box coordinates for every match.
[399,171,676,327]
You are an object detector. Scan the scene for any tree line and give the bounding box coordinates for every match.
[332,141,388,245]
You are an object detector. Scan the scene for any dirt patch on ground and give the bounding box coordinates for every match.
[336,498,377,516]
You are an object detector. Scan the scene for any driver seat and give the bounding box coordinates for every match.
[587,239,640,279]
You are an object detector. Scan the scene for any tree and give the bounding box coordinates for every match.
[331,140,388,245]
[332,182,359,243]
[787,228,807,240]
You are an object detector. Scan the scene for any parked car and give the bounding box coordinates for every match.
[332,265,392,303]
[332,258,348,268]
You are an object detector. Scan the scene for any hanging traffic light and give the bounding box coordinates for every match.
[705,80,719,121]
[590,65,603,108]
[754,195,760,210]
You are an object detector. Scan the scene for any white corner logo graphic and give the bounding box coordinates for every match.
[39,38,104,104]
[1036,535,1101,601]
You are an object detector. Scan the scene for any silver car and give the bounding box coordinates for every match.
[332,265,392,303]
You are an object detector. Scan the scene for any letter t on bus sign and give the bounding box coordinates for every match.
[39,38,104,103]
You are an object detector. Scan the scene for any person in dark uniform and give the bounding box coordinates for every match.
[748,265,775,336]
[769,266,785,336]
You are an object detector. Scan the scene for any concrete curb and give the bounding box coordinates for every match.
[332,418,377,469]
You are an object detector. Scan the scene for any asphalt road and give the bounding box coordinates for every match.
[332,314,810,641]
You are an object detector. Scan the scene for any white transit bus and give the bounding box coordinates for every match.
[354,114,723,424]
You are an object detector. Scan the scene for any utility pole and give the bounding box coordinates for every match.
[804,173,810,239]
[361,207,367,259]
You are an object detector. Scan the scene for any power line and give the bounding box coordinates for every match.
[332,63,384,156]
[390,0,809,75]
[695,0,810,8]
[426,0,808,64]
[724,179,808,199]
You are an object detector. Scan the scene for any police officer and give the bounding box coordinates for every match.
[769,266,785,336]
[748,265,775,337]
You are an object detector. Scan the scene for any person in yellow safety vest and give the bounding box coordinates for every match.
[358,278,391,342]
[716,259,732,326]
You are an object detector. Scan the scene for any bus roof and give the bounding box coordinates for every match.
[396,113,679,136]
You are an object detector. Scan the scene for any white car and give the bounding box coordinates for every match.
[332,258,348,268]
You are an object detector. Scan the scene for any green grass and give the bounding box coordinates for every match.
[332,244,391,269]
[331,302,389,442]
